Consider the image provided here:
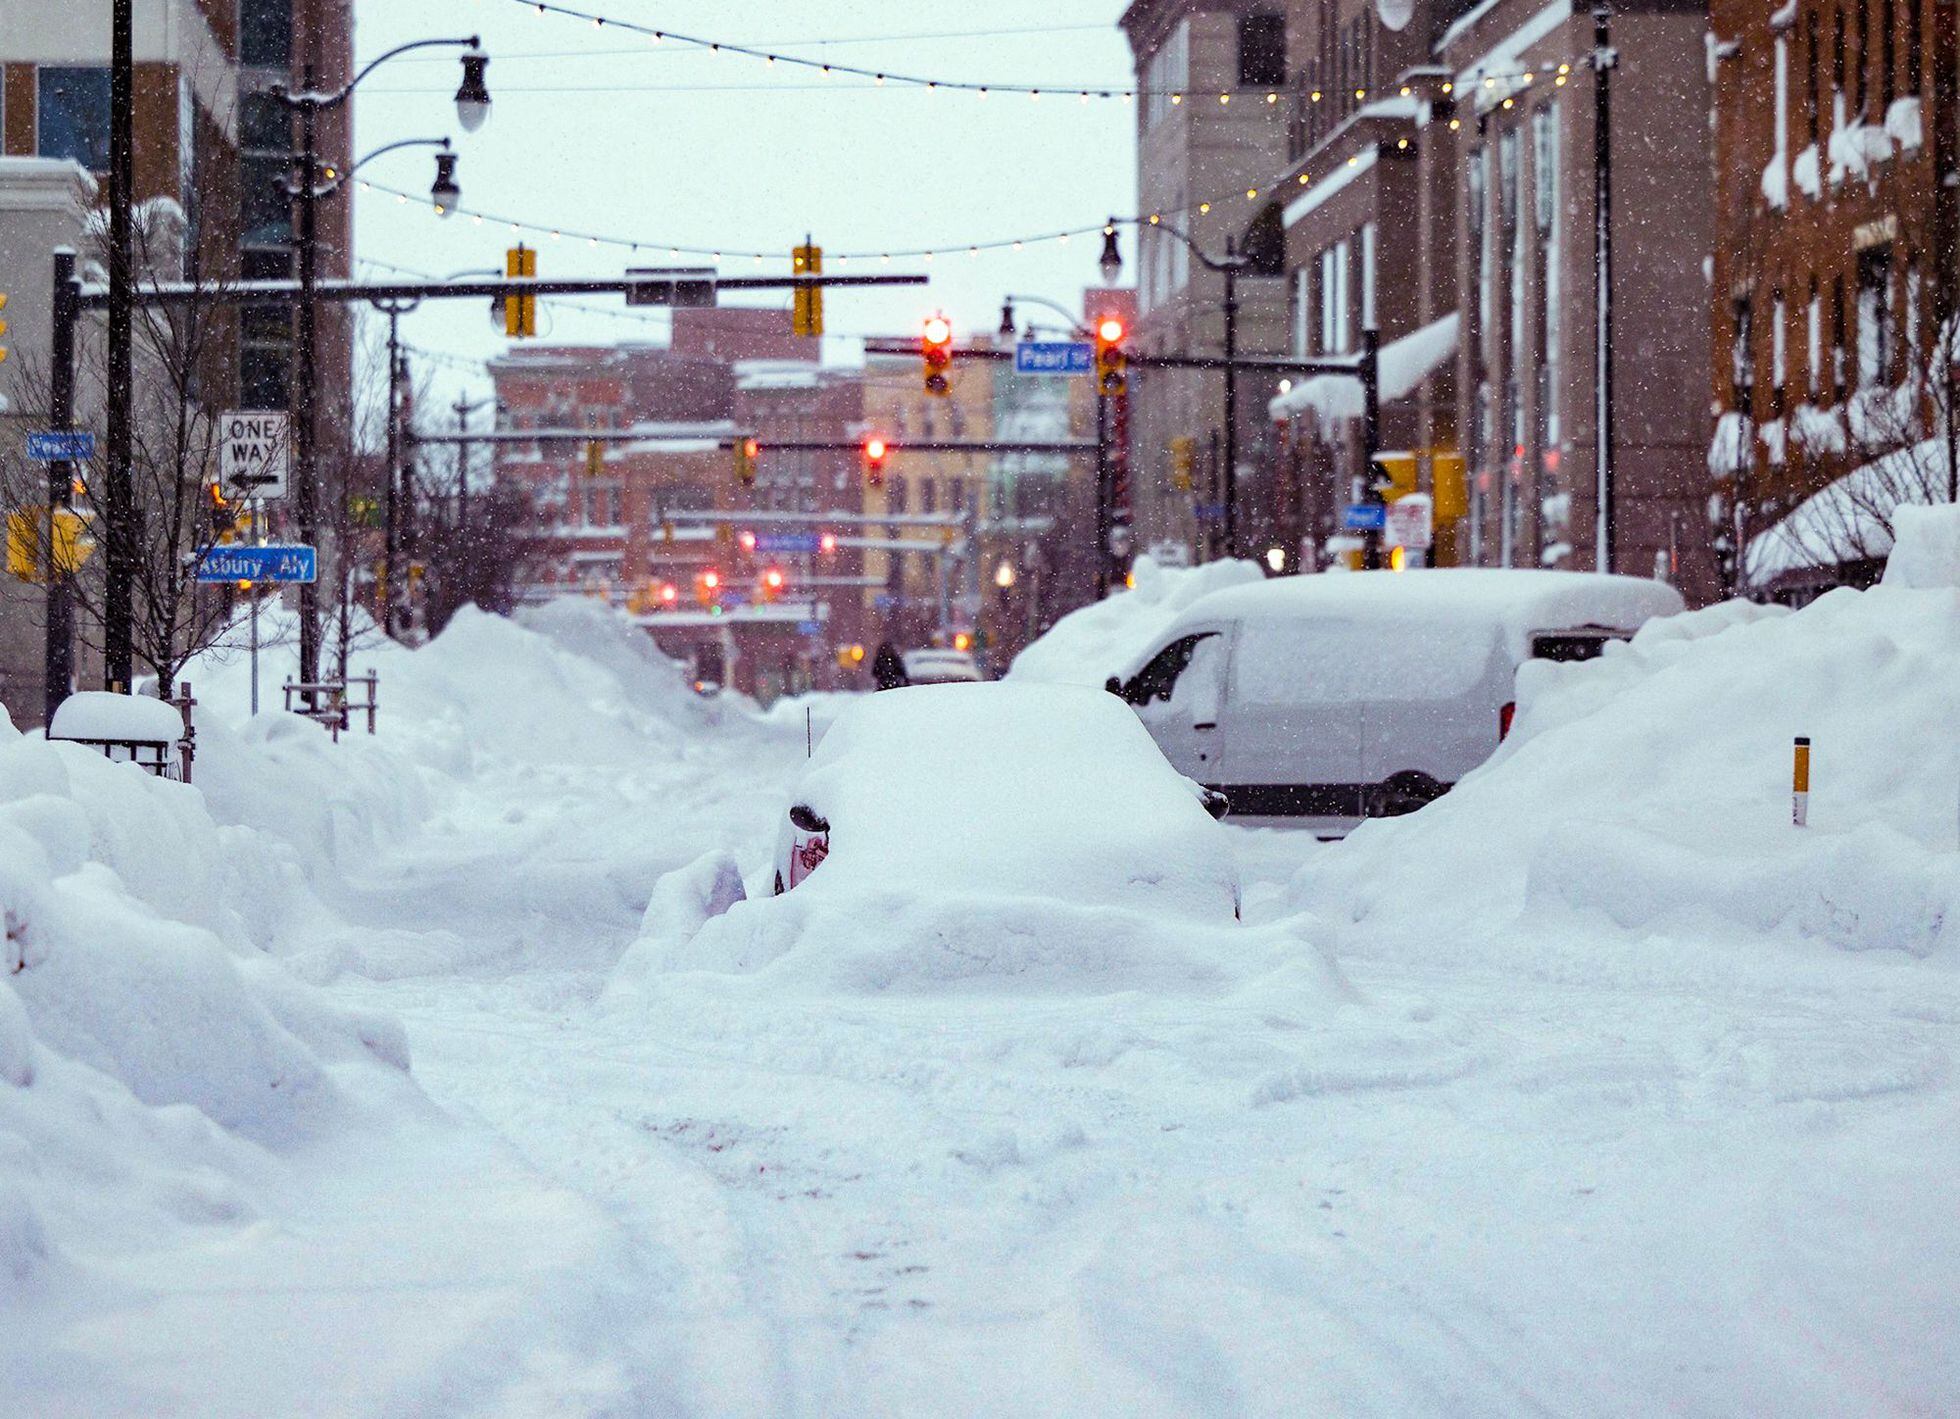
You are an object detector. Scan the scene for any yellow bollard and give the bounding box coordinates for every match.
[1792,736,1811,827]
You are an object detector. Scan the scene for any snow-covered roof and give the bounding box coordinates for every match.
[734,360,825,392]
[1268,313,1458,422]
[1162,568,1684,665]
[1745,436,1949,582]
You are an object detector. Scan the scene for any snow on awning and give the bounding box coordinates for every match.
[1745,436,1951,583]
[1268,312,1458,423]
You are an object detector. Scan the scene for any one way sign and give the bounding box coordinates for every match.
[219,411,290,500]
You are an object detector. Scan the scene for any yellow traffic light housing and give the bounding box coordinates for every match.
[1094,315,1128,398]
[1169,435,1195,491]
[792,242,824,338]
[584,439,604,478]
[921,315,953,397]
[505,244,537,337]
[735,436,759,486]
[862,434,889,486]
[0,291,9,363]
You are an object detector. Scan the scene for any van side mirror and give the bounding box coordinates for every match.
[788,804,829,834]
[1104,676,1123,697]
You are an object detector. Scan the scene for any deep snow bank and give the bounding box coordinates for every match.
[0,707,407,1293]
[1295,535,1960,961]
[1007,554,1264,687]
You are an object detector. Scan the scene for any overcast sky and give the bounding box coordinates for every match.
[351,0,1136,415]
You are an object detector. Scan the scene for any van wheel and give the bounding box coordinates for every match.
[1367,772,1444,818]
[773,871,785,896]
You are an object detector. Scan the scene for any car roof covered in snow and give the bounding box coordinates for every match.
[788,682,1235,919]
[1158,569,1685,664]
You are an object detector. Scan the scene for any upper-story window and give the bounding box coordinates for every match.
[241,0,294,69]
[37,68,112,171]
[1144,22,1190,129]
[1237,13,1287,89]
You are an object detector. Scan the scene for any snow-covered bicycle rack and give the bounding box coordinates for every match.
[46,686,198,784]
[282,672,379,743]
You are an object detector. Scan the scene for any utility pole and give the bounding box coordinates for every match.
[1360,327,1385,570]
[104,0,135,691]
[44,250,78,727]
[294,65,323,695]
[378,302,408,637]
[1593,1,1618,574]
[1093,397,1112,597]
[1221,236,1241,561]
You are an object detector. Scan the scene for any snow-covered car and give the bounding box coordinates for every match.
[900,649,983,685]
[1108,568,1685,831]
[769,681,1237,920]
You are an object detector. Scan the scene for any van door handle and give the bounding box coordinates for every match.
[1193,721,1217,731]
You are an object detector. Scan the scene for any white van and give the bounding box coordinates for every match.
[1106,569,1684,829]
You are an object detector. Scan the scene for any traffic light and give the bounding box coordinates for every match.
[659,581,679,608]
[584,439,604,478]
[759,566,786,602]
[862,434,889,486]
[1169,435,1195,491]
[819,532,837,556]
[1094,315,1127,397]
[921,315,953,397]
[792,241,823,338]
[695,568,721,606]
[207,480,240,539]
[734,436,759,486]
[505,244,537,337]
[0,292,9,363]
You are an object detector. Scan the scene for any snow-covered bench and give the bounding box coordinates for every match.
[47,686,197,783]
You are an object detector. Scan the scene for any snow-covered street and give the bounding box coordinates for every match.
[6,580,1960,1415]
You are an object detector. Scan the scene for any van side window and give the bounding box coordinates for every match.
[1126,633,1217,704]
[1530,630,1622,663]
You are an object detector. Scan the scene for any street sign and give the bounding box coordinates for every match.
[1194,502,1226,524]
[218,411,290,499]
[1343,502,1388,532]
[25,431,95,462]
[1387,493,1434,550]
[195,543,316,584]
[625,268,716,308]
[1014,341,1095,377]
[754,530,822,554]
[797,620,824,636]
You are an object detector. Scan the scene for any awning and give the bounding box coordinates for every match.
[1268,312,1458,423]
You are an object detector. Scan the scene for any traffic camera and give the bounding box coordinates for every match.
[921,315,953,397]
[1094,316,1127,397]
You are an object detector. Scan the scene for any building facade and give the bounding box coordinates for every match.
[1121,1,1294,561]
[1710,0,1958,597]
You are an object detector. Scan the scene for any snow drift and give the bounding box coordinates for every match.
[1296,509,1960,964]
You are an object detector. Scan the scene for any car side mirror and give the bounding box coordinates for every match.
[1201,788,1230,821]
[788,804,829,834]
[1104,676,1123,697]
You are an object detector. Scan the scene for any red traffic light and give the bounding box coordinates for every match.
[739,529,757,552]
[701,569,720,591]
[922,315,952,346]
[659,582,678,604]
[763,567,785,591]
[864,435,888,462]
[1097,316,1125,344]
[819,532,838,555]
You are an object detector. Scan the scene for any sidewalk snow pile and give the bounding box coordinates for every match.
[0,702,407,1301]
[1007,554,1263,687]
[1296,506,1960,964]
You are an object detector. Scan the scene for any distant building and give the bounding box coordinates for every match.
[1709,0,1957,600]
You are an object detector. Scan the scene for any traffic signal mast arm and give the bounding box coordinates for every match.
[66,272,929,311]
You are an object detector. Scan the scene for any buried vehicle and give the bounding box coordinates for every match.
[771,681,1239,921]
[1107,568,1685,832]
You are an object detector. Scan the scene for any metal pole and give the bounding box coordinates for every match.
[295,77,321,694]
[382,308,400,636]
[1222,238,1241,560]
[1593,1,1617,574]
[1361,327,1384,570]
[455,394,472,530]
[1093,396,1111,597]
[44,251,78,728]
[103,0,136,690]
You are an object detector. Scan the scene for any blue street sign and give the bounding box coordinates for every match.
[1194,502,1226,524]
[754,531,821,554]
[25,431,96,462]
[195,544,317,584]
[873,593,898,611]
[797,620,824,636]
[1014,341,1095,377]
[1343,503,1388,532]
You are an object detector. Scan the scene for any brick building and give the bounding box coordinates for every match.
[1710,0,1958,597]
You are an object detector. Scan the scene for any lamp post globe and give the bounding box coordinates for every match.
[455,50,492,132]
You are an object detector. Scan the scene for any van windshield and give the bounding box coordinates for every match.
[1230,616,1501,705]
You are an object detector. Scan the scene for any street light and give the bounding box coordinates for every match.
[430,152,461,215]
[269,33,489,692]
[1098,216,1251,559]
[455,49,492,132]
[1000,293,1091,338]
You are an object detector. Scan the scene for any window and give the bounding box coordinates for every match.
[1291,266,1313,355]
[1807,280,1823,397]
[240,345,289,410]
[240,0,294,69]
[1359,222,1376,332]
[1855,0,1868,111]
[1856,244,1890,387]
[36,67,112,170]
[1906,258,1922,360]
[1732,296,1754,408]
[1771,290,1788,409]
[1806,10,1821,143]
[1319,241,1350,353]
[1880,0,1895,108]
[1534,106,1561,445]
[1831,275,1847,398]
[1237,13,1287,89]
[242,154,291,245]
[1144,22,1189,128]
[1123,633,1219,705]
[1905,0,1922,94]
